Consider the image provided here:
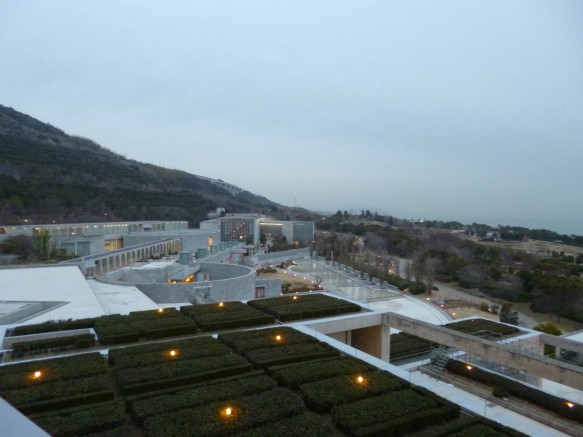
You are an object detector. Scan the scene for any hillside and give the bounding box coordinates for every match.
[0,105,281,225]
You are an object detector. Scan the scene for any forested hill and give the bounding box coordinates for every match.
[0,105,280,225]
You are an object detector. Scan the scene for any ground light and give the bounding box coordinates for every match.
[157,308,164,313]
[356,375,365,384]
[219,302,224,307]
[567,402,576,409]
[222,406,234,418]
[275,335,283,342]
[32,371,42,379]
[466,365,473,370]
[293,296,298,300]
[168,349,178,358]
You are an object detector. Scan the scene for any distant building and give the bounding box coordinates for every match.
[0,221,218,258]
[200,214,314,247]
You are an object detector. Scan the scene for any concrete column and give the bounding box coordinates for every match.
[381,322,391,362]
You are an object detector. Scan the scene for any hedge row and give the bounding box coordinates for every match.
[116,354,253,395]
[268,356,373,388]
[94,310,197,345]
[244,342,336,369]
[11,334,95,357]
[34,401,127,437]
[0,353,107,391]
[445,319,519,337]
[110,342,231,369]
[331,389,453,434]
[142,387,305,437]
[130,372,277,424]
[446,359,583,424]
[181,301,275,331]
[108,335,218,361]
[219,327,316,355]
[2,373,112,408]
[390,333,432,359]
[235,411,335,437]
[300,371,405,412]
[9,318,97,336]
[247,293,361,322]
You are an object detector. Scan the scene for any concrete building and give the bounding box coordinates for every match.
[0,220,220,259]
[200,214,314,247]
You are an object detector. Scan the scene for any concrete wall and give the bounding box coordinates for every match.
[254,278,282,298]
[352,326,383,359]
[385,312,583,390]
[124,230,219,253]
[254,247,310,263]
[136,283,204,304]
[3,329,94,349]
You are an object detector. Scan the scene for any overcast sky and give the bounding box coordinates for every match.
[1,1,582,234]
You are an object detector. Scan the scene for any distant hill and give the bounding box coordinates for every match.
[0,104,281,225]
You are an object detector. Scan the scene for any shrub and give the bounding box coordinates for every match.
[2,374,112,408]
[11,334,95,357]
[0,353,107,391]
[268,356,373,388]
[236,411,335,437]
[111,343,231,369]
[108,335,218,361]
[115,354,253,395]
[142,387,305,437]
[299,371,405,412]
[332,390,439,432]
[9,318,97,336]
[34,402,126,437]
[130,373,277,424]
[243,342,336,369]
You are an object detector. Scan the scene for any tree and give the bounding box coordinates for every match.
[533,323,562,336]
[0,234,36,261]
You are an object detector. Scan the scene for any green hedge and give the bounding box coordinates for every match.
[446,359,583,424]
[84,425,137,437]
[181,301,275,332]
[243,342,336,369]
[353,404,459,436]
[9,318,97,336]
[389,333,432,360]
[331,389,440,432]
[11,334,95,357]
[219,327,316,355]
[94,311,197,344]
[190,313,276,331]
[268,356,373,388]
[142,387,305,437]
[130,373,277,424]
[247,293,361,322]
[110,342,231,369]
[2,373,112,408]
[108,335,219,365]
[445,319,519,336]
[235,411,335,437]
[20,390,115,415]
[0,353,107,391]
[116,354,253,395]
[143,323,197,339]
[300,371,405,412]
[34,402,127,437]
